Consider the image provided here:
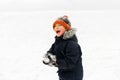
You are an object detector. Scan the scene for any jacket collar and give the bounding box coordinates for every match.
[63,28,76,40]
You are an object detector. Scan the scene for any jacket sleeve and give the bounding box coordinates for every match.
[57,41,82,71]
[47,43,55,55]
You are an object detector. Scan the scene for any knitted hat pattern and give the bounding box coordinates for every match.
[53,15,71,30]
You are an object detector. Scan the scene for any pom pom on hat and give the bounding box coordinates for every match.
[53,15,71,30]
[62,15,68,19]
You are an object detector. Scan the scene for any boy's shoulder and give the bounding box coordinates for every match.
[66,40,79,47]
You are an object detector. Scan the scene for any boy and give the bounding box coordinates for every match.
[43,15,83,80]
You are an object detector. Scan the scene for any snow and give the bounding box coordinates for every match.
[0,0,120,11]
[0,9,120,80]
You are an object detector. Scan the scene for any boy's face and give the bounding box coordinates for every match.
[54,24,66,37]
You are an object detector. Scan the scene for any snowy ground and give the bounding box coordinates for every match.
[0,4,120,80]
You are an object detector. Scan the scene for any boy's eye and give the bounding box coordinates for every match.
[58,24,62,26]
[55,24,62,27]
[54,26,58,28]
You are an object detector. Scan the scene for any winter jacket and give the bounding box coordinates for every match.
[48,28,83,80]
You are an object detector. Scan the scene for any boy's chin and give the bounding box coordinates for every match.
[56,35,61,37]
[56,34,62,37]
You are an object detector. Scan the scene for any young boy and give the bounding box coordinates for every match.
[43,15,83,80]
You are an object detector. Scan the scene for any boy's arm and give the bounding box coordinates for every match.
[43,43,57,67]
[57,41,82,70]
[47,43,55,55]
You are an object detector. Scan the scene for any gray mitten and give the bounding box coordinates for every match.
[43,52,57,67]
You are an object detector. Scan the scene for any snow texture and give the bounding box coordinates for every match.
[0,1,120,80]
[0,0,120,11]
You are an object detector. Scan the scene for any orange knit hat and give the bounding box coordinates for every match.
[53,15,71,30]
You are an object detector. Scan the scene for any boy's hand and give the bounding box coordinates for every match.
[43,52,57,67]
[43,54,50,64]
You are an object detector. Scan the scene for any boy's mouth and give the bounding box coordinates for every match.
[56,30,60,34]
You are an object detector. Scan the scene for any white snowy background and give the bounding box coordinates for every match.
[0,0,120,80]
